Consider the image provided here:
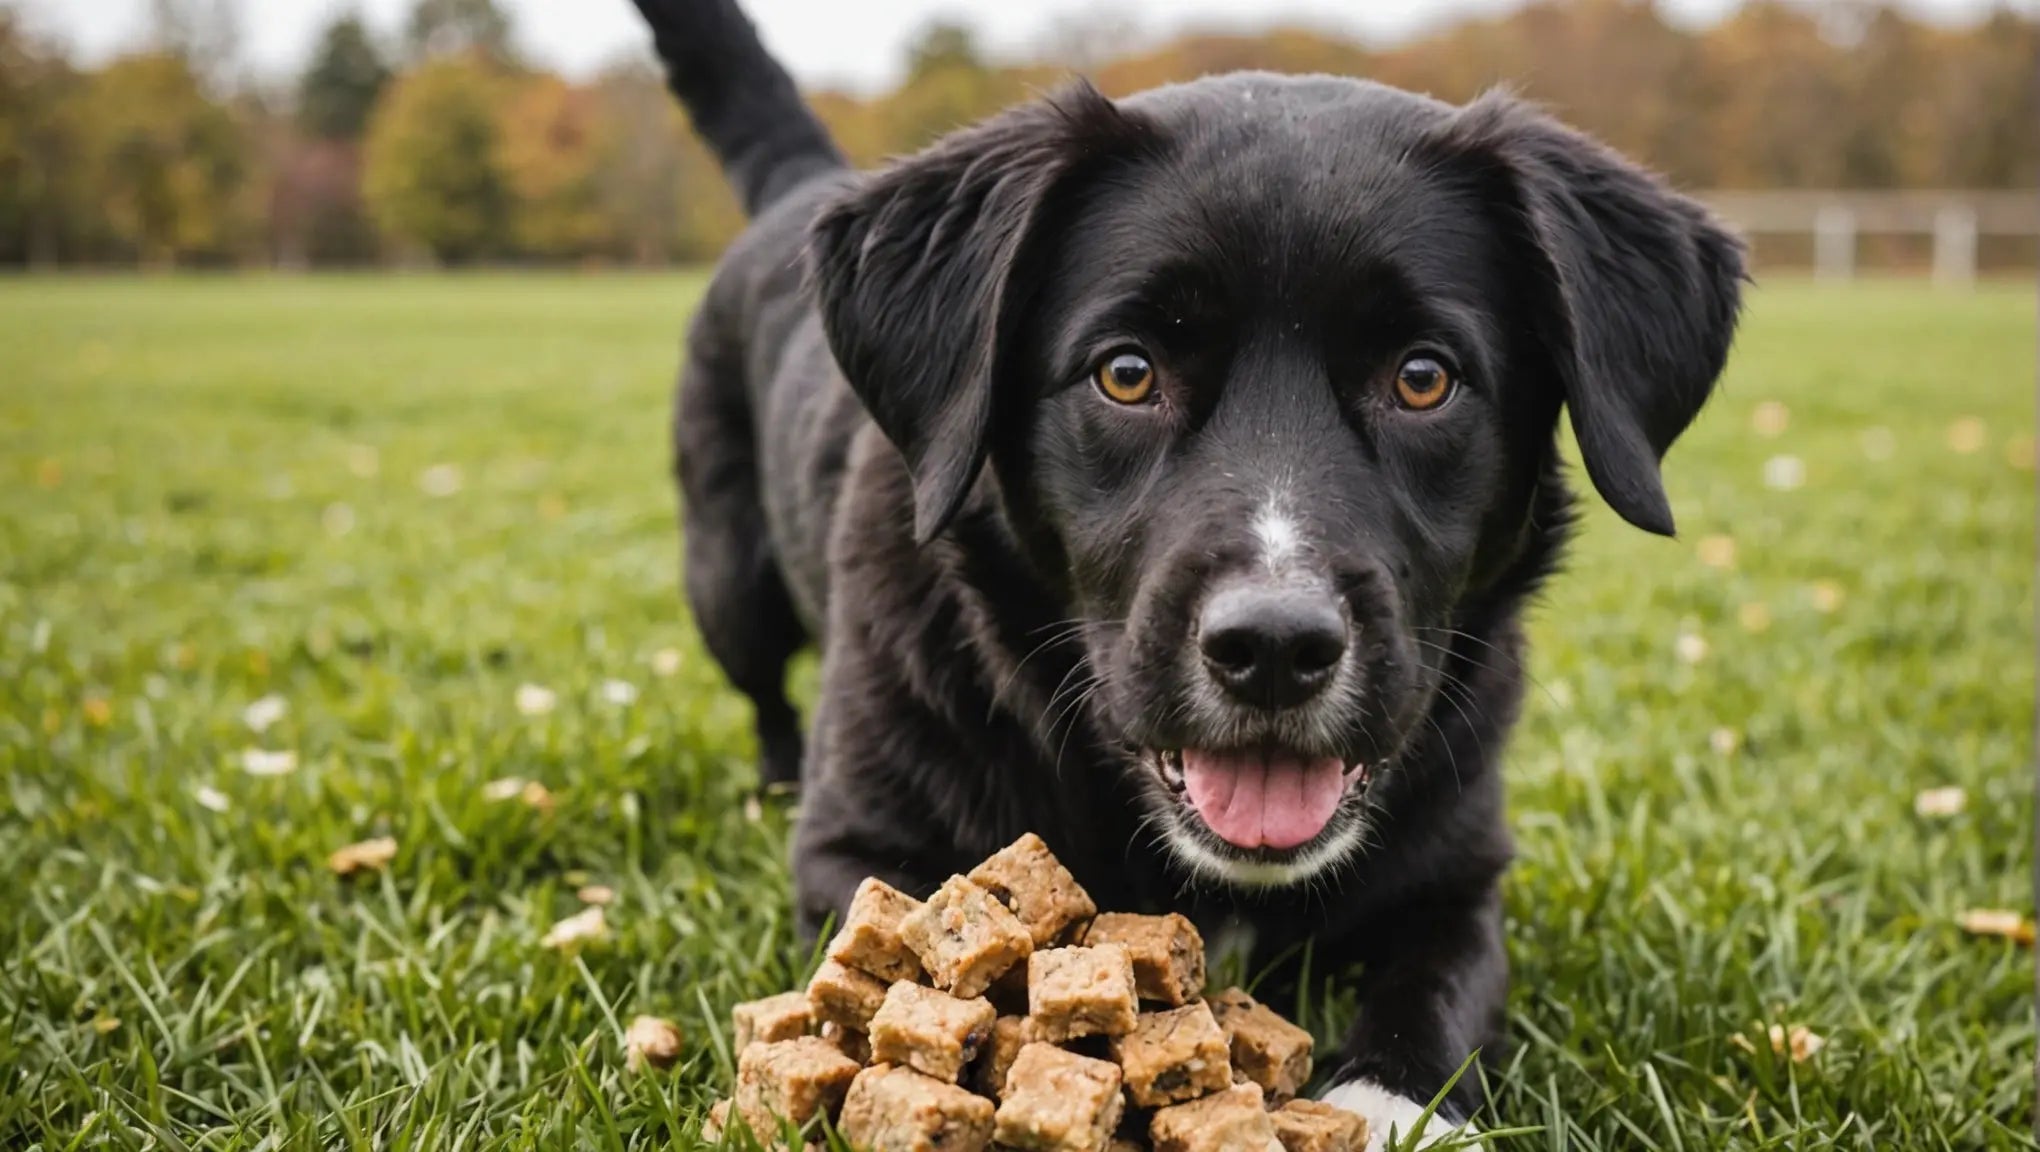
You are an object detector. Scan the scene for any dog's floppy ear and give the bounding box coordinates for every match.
[1432,93,1746,536]
[807,82,1153,544]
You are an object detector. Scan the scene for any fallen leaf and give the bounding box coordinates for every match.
[1957,908,2034,944]
[1737,602,1772,634]
[243,694,288,733]
[327,836,398,876]
[744,795,764,823]
[89,1015,121,1035]
[418,463,463,496]
[241,748,299,776]
[625,1014,683,1071]
[601,679,639,706]
[1750,400,1789,437]
[1810,581,1845,614]
[1696,534,1737,570]
[1709,728,1740,756]
[1733,1024,1824,1063]
[519,780,557,814]
[577,884,615,906]
[1946,417,1987,454]
[515,684,556,716]
[1763,454,1805,491]
[36,458,62,487]
[1912,786,1967,818]
[194,785,231,813]
[1675,633,1708,664]
[542,906,607,950]
[650,648,683,677]
[81,696,112,726]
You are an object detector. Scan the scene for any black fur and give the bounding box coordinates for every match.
[642,1,1744,1120]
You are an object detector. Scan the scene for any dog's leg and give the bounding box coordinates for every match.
[1318,883,1506,1150]
[675,335,808,791]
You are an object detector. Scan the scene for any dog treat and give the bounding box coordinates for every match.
[1149,1082,1278,1152]
[970,1014,1034,1099]
[1028,944,1140,1042]
[703,1098,733,1141]
[968,833,1099,947]
[1110,1003,1233,1108]
[807,957,890,1031]
[821,1020,871,1064]
[828,877,927,983]
[1206,989,1313,1103]
[839,1063,997,1152]
[1082,913,1206,1006]
[900,875,1035,999]
[869,980,998,1083]
[732,991,813,1053]
[1270,1099,1369,1152]
[734,1036,860,1133]
[992,1042,1126,1152]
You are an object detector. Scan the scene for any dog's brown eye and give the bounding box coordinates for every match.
[1095,352,1155,404]
[1394,356,1454,411]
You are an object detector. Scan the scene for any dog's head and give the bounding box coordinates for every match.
[808,74,1743,888]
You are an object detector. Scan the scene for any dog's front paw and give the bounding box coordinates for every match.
[1320,1080,1481,1151]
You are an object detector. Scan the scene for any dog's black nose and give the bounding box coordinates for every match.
[1198,584,1347,709]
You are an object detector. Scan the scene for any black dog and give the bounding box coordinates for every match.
[636,0,1741,1139]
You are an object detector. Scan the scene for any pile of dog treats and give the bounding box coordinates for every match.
[706,833,1368,1151]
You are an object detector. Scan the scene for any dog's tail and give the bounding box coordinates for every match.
[631,0,844,217]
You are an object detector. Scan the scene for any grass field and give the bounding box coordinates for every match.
[1,273,2033,1150]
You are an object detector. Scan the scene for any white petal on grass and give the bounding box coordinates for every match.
[515,684,557,716]
[482,776,527,801]
[650,648,683,677]
[327,836,397,876]
[1860,426,1895,461]
[243,694,288,733]
[1762,454,1805,491]
[1946,417,1987,454]
[1750,400,1789,437]
[1675,633,1709,664]
[625,1014,683,1072]
[241,748,299,776]
[601,679,639,706]
[194,785,231,812]
[541,906,608,949]
[322,502,355,537]
[418,463,464,497]
[1913,786,1967,818]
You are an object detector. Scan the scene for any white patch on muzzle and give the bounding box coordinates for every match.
[1253,497,1303,575]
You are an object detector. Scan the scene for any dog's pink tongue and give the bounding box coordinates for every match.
[1182,749,1346,850]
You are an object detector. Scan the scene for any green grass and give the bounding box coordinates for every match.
[1,273,2032,1149]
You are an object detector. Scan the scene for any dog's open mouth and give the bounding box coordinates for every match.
[1146,748,1371,850]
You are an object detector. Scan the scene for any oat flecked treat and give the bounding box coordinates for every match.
[1270,1099,1369,1152]
[732,991,814,1053]
[827,877,927,983]
[992,1042,1126,1152]
[1082,913,1207,1006]
[1109,1002,1233,1108]
[1150,1082,1278,1152]
[1028,944,1140,1042]
[900,875,1035,999]
[839,1063,997,1152]
[734,1036,860,1133]
[703,1098,733,1142]
[967,833,1099,946]
[821,1020,871,1064]
[807,958,890,1031]
[868,980,998,1083]
[968,1014,1036,1099]
[1206,988,1314,1103]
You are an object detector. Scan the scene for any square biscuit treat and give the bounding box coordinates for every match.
[869,980,998,1083]
[1109,1002,1233,1108]
[900,875,1034,1000]
[1207,988,1314,1103]
[970,1014,1034,1099]
[1150,1082,1278,1152]
[839,1063,996,1152]
[821,1020,871,1065]
[1271,1099,1369,1152]
[1028,944,1139,1042]
[992,1042,1126,1152]
[967,833,1098,946]
[734,1036,860,1133]
[1082,912,1206,1006]
[826,877,926,983]
[807,958,889,1031]
[732,991,813,1053]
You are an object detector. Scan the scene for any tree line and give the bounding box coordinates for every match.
[0,0,2033,269]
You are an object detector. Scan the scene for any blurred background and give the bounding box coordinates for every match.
[2,0,2037,277]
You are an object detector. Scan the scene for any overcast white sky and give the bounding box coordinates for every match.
[11,0,2037,93]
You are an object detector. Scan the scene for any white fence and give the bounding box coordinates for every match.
[1696,190,2039,284]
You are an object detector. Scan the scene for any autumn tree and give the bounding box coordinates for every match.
[496,74,613,258]
[362,57,508,262]
[77,52,247,265]
[299,12,389,140]
[407,0,514,65]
